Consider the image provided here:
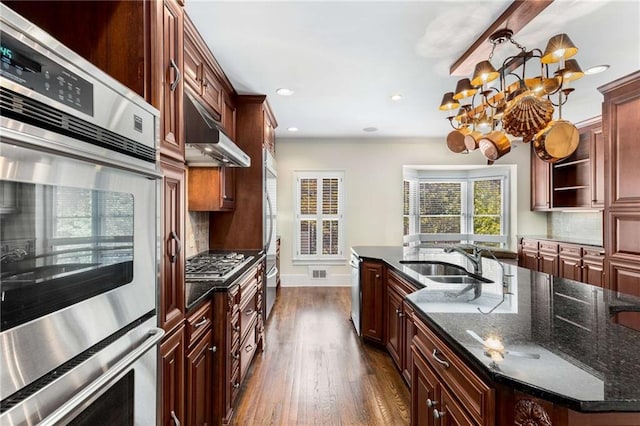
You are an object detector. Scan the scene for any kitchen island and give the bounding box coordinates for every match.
[352,246,640,425]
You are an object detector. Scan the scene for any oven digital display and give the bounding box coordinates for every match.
[0,31,94,116]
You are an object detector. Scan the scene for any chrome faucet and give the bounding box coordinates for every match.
[443,244,484,275]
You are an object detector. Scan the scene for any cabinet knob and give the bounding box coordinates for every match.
[209,346,217,352]
[234,325,240,332]
[426,399,438,408]
[233,382,240,389]
[375,274,380,278]
[433,409,445,420]
[231,352,240,360]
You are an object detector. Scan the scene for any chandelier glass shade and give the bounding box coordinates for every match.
[439,29,585,163]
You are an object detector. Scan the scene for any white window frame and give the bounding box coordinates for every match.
[293,171,346,265]
[403,168,510,247]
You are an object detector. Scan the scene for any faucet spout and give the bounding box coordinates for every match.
[443,244,483,275]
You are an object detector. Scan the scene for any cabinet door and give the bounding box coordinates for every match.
[386,286,403,370]
[160,326,185,426]
[159,0,184,161]
[582,254,605,288]
[361,261,384,344]
[221,167,236,209]
[222,91,236,141]
[608,260,640,331]
[160,160,185,332]
[202,64,223,117]
[519,249,539,271]
[186,330,214,426]
[411,350,439,426]
[531,145,551,211]
[402,302,416,386]
[559,255,582,281]
[188,167,235,212]
[538,252,558,276]
[183,32,202,95]
[439,386,477,426]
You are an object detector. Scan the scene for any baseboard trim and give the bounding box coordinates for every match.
[281,274,350,287]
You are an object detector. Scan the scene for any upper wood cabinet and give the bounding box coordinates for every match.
[264,105,277,154]
[184,14,236,139]
[530,117,604,211]
[188,167,236,211]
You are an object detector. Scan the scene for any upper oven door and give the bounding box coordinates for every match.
[0,141,159,400]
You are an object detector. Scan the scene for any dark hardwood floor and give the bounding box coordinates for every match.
[233,287,410,425]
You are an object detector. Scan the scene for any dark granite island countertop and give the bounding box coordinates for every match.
[185,250,265,311]
[352,246,640,413]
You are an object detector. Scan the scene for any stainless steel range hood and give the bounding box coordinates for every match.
[184,90,251,167]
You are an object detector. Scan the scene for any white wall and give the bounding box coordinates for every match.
[276,137,547,286]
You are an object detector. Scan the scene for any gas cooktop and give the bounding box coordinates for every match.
[185,252,254,281]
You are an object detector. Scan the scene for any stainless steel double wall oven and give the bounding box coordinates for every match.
[0,5,163,424]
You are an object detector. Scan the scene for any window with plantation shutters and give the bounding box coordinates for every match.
[294,172,345,262]
[403,168,509,248]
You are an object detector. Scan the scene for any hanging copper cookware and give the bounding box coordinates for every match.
[446,128,471,153]
[533,119,579,162]
[463,130,483,151]
[501,90,554,143]
[478,131,511,163]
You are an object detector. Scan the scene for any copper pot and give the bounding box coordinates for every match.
[446,128,471,153]
[533,120,579,163]
[463,130,483,151]
[478,131,511,162]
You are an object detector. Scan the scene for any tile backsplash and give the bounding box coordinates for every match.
[186,211,209,258]
[548,211,603,245]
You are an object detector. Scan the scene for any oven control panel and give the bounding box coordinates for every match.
[0,31,94,116]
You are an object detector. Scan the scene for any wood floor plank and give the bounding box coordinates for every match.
[233,287,410,425]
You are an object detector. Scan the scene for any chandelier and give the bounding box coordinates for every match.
[439,29,584,164]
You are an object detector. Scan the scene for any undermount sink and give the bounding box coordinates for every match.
[400,261,468,276]
[428,275,493,285]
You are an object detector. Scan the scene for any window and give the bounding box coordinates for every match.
[403,168,509,247]
[294,171,344,262]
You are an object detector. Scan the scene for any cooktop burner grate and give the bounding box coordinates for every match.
[185,252,253,281]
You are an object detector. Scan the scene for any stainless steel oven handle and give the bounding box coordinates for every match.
[40,327,165,425]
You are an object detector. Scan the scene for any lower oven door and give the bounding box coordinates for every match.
[0,315,163,425]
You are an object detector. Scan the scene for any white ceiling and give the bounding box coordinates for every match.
[186,0,640,140]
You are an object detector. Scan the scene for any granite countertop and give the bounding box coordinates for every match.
[352,246,640,413]
[185,250,265,311]
[519,235,604,248]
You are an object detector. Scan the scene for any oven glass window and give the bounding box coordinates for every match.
[1,182,134,330]
[67,370,134,426]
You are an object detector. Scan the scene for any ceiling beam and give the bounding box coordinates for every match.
[450,0,554,76]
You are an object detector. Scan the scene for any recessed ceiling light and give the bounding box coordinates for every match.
[390,94,403,101]
[287,127,299,132]
[363,127,378,132]
[584,65,610,75]
[276,88,295,96]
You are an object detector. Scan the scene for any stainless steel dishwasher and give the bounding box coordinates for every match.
[350,250,362,335]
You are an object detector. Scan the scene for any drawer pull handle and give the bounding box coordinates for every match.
[426,398,438,408]
[433,409,445,420]
[231,352,240,360]
[431,349,450,368]
[194,317,208,328]
[245,308,254,315]
[170,410,181,426]
[245,344,254,353]
[233,382,240,389]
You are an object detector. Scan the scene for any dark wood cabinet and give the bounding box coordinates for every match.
[160,159,186,333]
[530,117,604,210]
[160,325,186,426]
[531,144,551,211]
[538,241,559,277]
[188,167,236,211]
[558,244,582,282]
[386,286,403,368]
[411,346,439,426]
[361,260,384,344]
[600,71,640,305]
[186,329,214,426]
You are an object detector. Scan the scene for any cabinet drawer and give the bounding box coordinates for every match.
[521,239,539,250]
[559,244,581,257]
[240,318,257,380]
[583,248,604,258]
[539,241,559,253]
[239,268,259,301]
[388,269,417,297]
[186,301,212,347]
[414,320,494,426]
[239,286,258,341]
[230,363,241,403]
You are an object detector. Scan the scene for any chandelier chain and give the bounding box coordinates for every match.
[508,37,527,53]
